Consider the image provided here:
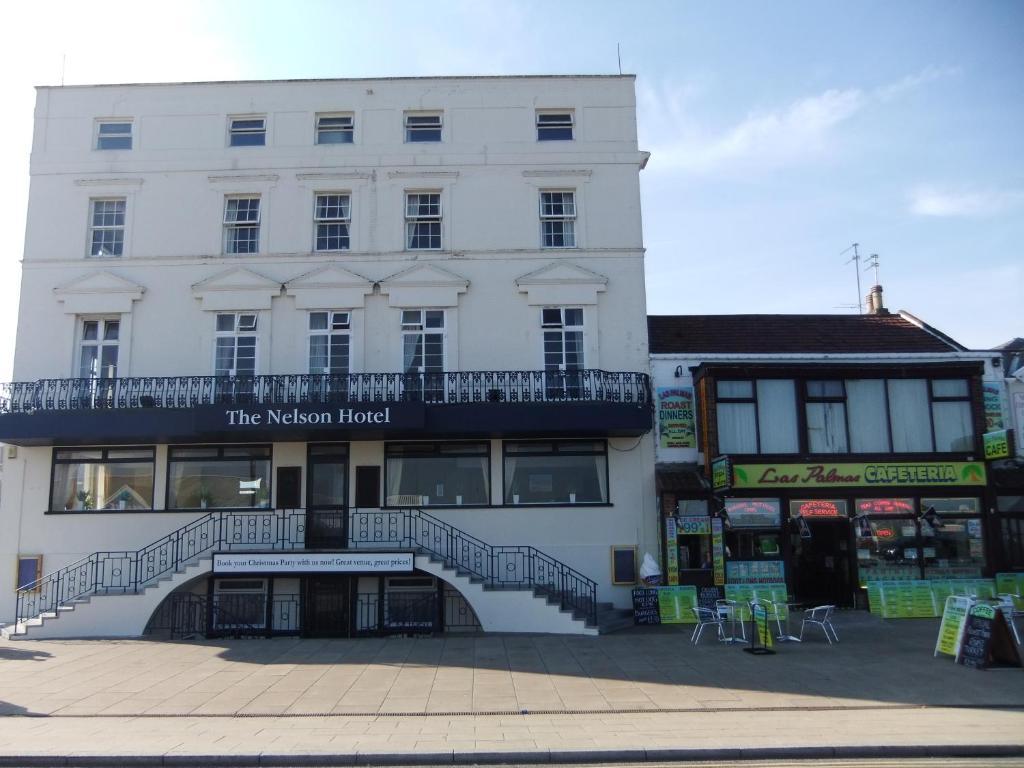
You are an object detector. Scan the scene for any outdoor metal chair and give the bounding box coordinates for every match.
[716,598,746,642]
[799,604,839,645]
[997,594,1022,645]
[690,606,725,644]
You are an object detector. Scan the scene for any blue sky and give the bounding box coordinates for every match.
[0,0,1020,379]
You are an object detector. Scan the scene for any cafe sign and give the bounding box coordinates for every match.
[732,461,986,489]
[983,429,1014,461]
[711,456,732,491]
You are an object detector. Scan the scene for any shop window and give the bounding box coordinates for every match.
[846,379,891,452]
[716,379,798,455]
[853,497,919,584]
[920,497,984,579]
[806,380,848,453]
[167,445,271,510]
[50,447,155,512]
[930,379,973,451]
[887,379,932,452]
[385,442,489,507]
[214,579,267,628]
[503,440,608,505]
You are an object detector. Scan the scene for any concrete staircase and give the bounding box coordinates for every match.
[4,558,211,640]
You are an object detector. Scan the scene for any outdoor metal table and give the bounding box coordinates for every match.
[716,599,747,644]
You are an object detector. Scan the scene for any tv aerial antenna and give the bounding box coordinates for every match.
[840,243,863,314]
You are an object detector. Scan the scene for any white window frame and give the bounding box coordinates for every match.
[541,307,585,371]
[536,111,574,141]
[88,198,126,257]
[313,193,352,252]
[405,191,442,250]
[404,112,443,143]
[95,119,133,150]
[308,311,351,374]
[539,190,577,248]
[228,116,267,147]
[401,309,446,373]
[223,196,261,255]
[316,113,354,144]
[78,317,121,379]
[214,313,259,376]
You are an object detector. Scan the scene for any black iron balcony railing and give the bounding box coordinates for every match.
[0,370,651,414]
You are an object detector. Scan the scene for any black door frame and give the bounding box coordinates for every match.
[305,443,350,548]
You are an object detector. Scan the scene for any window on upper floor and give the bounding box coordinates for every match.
[542,308,584,372]
[716,380,800,455]
[229,116,266,147]
[536,111,574,141]
[88,198,126,257]
[95,120,133,150]
[405,192,442,250]
[314,193,351,251]
[404,112,442,142]
[308,311,351,375]
[540,191,576,248]
[713,376,975,456]
[223,196,260,254]
[316,114,354,144]
[214,313,258,377]
[79,318,120,380]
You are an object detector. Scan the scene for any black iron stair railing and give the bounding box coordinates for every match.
[14,507,598,632]
[0,370,652,413]
[349,508,598,626]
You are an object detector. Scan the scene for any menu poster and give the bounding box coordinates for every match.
[983,380,1008,432]
[632,588,661,625]
[698,585,724,611]
[934,595,971,657]
[658,585,698,624]
[712,517,725,585]
[955,604,1019,670]
[665,517,679,586]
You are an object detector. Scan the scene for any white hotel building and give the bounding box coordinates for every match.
[0,75,655,639]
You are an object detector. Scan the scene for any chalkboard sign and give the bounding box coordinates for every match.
[698,585,724,611]
[956,604,1022,670]
[611,546,637,585]
[632,587,661,625]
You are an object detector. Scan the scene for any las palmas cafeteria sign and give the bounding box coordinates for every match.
[657,387,696,449]
[730,461,986,489]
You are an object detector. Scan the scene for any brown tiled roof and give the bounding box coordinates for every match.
[648,314,963,354]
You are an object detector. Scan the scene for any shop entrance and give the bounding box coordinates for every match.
[791,518,854,607]
[303,576,350,637]
[306,445,348,548]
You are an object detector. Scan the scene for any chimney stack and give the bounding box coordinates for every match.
[865,285,888,315]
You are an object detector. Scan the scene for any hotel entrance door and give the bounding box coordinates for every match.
[304,576,350,637]
[307,445,348,548]
[791,518,854,607]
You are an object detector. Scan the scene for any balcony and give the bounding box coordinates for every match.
[0,370,653,445]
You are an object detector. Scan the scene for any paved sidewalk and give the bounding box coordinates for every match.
[1,613,1022,764]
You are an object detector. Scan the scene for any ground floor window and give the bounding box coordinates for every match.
[384,442,489,506]
[213,579,267,628]
[503,440,608,504]
[167,445,271,509]
[50,447,155,511]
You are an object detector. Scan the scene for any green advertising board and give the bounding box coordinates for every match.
[711,456,731,491]
[657,585,698,624]
[657,387,696,449]
[731,461,986,489]
[934,595,971,657]
[724,583,789,622]
[867,579,997,618]
[995,573,1024,608]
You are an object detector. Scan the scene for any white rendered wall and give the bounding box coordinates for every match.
[2,76,656,627]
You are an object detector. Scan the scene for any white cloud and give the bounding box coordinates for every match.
[641,67,956,175]
[909,185,1024,217]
